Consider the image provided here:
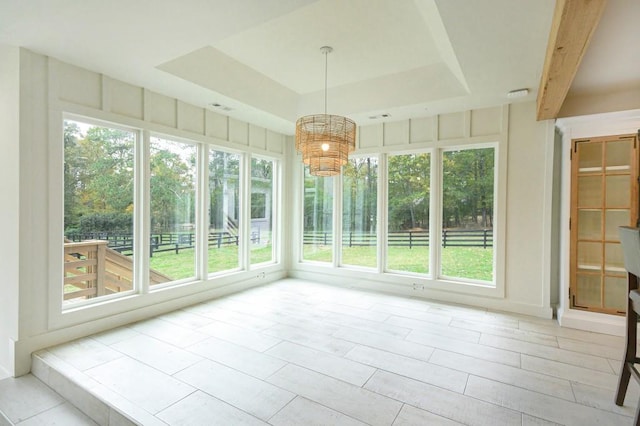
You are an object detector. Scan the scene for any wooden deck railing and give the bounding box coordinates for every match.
[64,240,172,301]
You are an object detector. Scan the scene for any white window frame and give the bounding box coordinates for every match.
[249,154,280,268]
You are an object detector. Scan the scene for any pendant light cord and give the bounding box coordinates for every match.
[324,49,328,115]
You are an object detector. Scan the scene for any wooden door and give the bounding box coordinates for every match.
[570,133,639,314]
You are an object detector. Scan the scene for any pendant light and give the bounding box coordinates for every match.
[295,46,356,177]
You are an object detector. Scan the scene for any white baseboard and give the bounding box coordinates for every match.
[557,307,625,336]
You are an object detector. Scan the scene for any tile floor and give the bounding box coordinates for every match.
[1,278,638,425]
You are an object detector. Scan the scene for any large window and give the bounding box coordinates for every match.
[386,153,430,274]
[208,149,241,274]
[63,119,136,304]
[149,136,197,284]
[342,157,377,268]
[441,147,495,282]
[303,166,334,263]
[62,115,283,309]
[251,157,276,265]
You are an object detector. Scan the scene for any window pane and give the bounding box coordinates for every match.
[63,120,136,304]
[149,137,197,284]
[387,153,430,274]
[251,158,275,265]
[441,147,495,282]
[209,150,241,273]
[303,166,333,262]
[342,157,377,268]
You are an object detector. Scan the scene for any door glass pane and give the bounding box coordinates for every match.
[577,142,602,171]
[577,241,602,271]
[250,158,275,265]
[577,210,601,240]
[604,242,624,273]
[441,148,495,282]
[342,157,377,269]
[606,175,630,207]
[606,140,631,169]
[149,137,197,284]
[576,274,602,307]
[63,120,136,304]
[387,153,430,274]
[208,150,241,274]
[577,176,602,207]
[604,276,627,311]
[605,210,630,241]
[303,166,333,262]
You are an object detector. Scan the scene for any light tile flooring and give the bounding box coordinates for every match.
[1,279,639,425]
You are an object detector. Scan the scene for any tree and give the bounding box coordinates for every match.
[63,121,135,233]
[150,140,196,232]
[442,148,494,228]
[343,157,377,234]
[387,153,430,231]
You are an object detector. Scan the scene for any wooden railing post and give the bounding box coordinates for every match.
[96,241,107,296]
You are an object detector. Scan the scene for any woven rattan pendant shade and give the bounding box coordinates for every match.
[295,114,356,177]
[295,47,356,177]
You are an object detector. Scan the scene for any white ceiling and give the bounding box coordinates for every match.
[0,0,636,135]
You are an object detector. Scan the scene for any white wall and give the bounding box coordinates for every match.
[289,101,556,318]
[506,102,556,307]
[0,44,21,377]
[3,49,289,377]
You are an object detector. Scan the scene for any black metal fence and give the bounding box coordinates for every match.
[66,230,261,257]
[304,229,492,248]
[67,228,493,256]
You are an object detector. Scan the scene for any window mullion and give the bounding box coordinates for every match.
[431,148,441,279]
[197,143,208,280]
[137,129,151,294]
[334,167,343,267]
[240,153,250,271]
[378,153,388,274]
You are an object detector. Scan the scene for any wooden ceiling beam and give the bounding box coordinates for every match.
[536,0,607,121]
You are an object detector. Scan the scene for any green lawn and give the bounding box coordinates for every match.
[305,245,493,282]
[67,243,493,300]
[145,244,493,283]
[148,244,274,281]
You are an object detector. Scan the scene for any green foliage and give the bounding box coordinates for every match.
[64,121,204,234]
[442,148,494,228]
[78,212,132,233]
[150,139,196,232]
[388,153,430,231]
[64,121,135,230]
[303,168,333,232]
[343,158,377,234]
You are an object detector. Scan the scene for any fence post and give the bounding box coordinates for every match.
[349,232,353,247]
[443,229,447,248]
[483,229,488,249]
[324,232,327,246]
[409,231,413,249]
[218,233,222,248]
